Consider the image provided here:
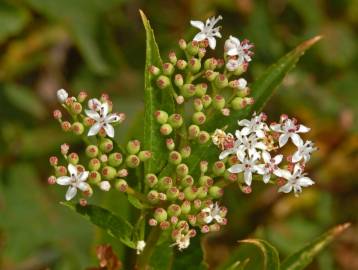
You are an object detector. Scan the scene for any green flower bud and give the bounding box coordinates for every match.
[217,58,225,68]
[160,124,173,135]
[176,163,189,177]
[71,102,82,114]
[178,39,187,50]
[212,161,226,176]
[204,58,218,70]
[163,62,174,76]
[197,186,208,199]
[158,176,173,191]
[195,83,207,97]
[147,190,159,204]
[213,95,225,110]
[166,138,175,150]
[169,151,182,165]
[127,140,141,154]
[55,165,67,177]
[188,215,197,226]
[168,114,183,128]
[192,111,206,125]
[126,155,140,168]
[72,122,84,135]
[101,166,117,180]
[186,41,199,55]
[176,59,187,70]
[224,171,238,182]
[88,158,101,171]
[202,95,212,108]
[233,64,246,76]
[154,110,168,124]
[68,152,79,165]
[156,75,170,89]
[214,74,228,89]
[198,131,210,144]
[205,70,218,81]
[115,179,128,192]
[199,175,214,187]
[200,161,208,173]
[108,152,123,167]
[154,208,168,222]
[100,138,113,153]
[188,58,201,73]
[188,124,200,139]
[198,47,206,58]
[167,188,180,201]
[168,51,177,64]
[86,145,99,158]
[77,91,88,103]
[181,175,194,187]
[193,199,202,209]
[88,171,101,184]
[167,204,181,216]
[148,65,160,76]
[180,145,191,159]
[193,98,203,111]
[184,186,198,201]
[174,74,184,87]
[145,173,158,188]
[181,200,191,214]
[138,150,152,162]
[181,84,196,98]
[231,97,245,110]
[209,186,224,199]
[160,221,170,230]
[244,97,254,106]
[238,87,250,97]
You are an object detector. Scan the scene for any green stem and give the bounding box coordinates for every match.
[136,227,162,270]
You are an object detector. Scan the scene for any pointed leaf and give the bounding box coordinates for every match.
[281,223,350,270]
[140,10,174,174]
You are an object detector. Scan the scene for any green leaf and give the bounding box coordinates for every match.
[187,36,322,176]
[238,239,280,270]
[140,10,174,174]
[281,223,350,270]
[62,202,136,248]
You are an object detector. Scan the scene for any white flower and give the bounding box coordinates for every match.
[56,164,90,201]
[171,230,193,251]
[85,102,121,138]
[256,151,283,183]
[201,202,225,224]
[235,131,267,159]
[238,113,268,138]
[292,139,317,163]
[136,240,146,255]
[226,59,240,71]
[190,15,222,49]
[88,98,102,111]
[270,118,310,147]
[224,36,253,65]
[279,164,314,195]
[57,88,68,103]
[228,152,260,186]
[237,78,247,90]
[99,181,111,191]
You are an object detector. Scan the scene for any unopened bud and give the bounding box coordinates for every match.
[180,145,191,158]
[138,150,152,162]
[187,41,199,55]
[158,176,173,191]
[176,163,189,177]
[188,124,200,139]
[55,165,67,177]
[181,175,194,187]
[181,200,191,214]
[77,91,88,102]
[181,84,196,98]
[100,138,113,153]
[156,75,170,89]
[49,156,58,166]
[212,161,226,176]
[198,131,210,144]
[71,122,84,135]
[147,190,159,204]
[188,58,201,73]
[192,111,206,125]
[127,140,141,154]
[168,114,183,128]
[117,169,128,177]
[166,138,175,150]
[163,62,174,76]
[195,83,207,97]
[169,151,182,165]
[148,65,160,76]
[168,51,177,64]
[174,74,184,87]
[214,74,228,89]
[168,204,181,216]
[209,186,224,198]
[197,186,208,199]
[115,179,128,192]
[53,110,62,120]
[160,221,170,230]
[71,102,82,114]
[200,161,208,173]
[68,152,79,165]
[126,155,140,168]
[202,95,212,108]
[199,175,213,187]
[154,110,168,124]
[176,95,184,104]
[213,95,225,110]
[145,174,158,188]
[184,186,197,201]
[154,208,168,222]
[204,58,218,70]
[86,145,99,158]
[57,89,68,104]
[160,123,173,135]
[48,176,56,185]
[88,171,101,184]
[88,158,101,171]
[193,98,203,111]
[205,70,218,81]
[61,121,71,132]
[99,181,111,191]
[101,166,117,180]
[178,39,187,50]
[198,47,206,58]
[108,152,123,166]
[167,187,180,201]
[176,59,187,70]
[231,97,245,110]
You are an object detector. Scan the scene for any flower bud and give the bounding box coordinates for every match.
[244,97,254,105]
[99,181,111,191]
[72,122,84,135]
[57,89,68,103]
[169,151,182,165]
[184,186,197,201]
[176,59,187,70]
[178,39,187,50]
[214,74,228,89]
[108,152,123,167]
[205,70,218,81]
[212,161,226,176]
[210,224,221,232]
[154,208,168,222]
[193,98,203,111]
[100,93,110,102]
[88,171,101,184]
[61,121,71,132]
[77,91,88,102]
[163,62,174,76]
[68,152,79,165]
[48,176,56,185]
[231,97,245,110]
[176,95,184,104]
[49,156,58,166]
[168,51,177,64]
[147,190,159,204]
[170,216,179,225]
[53,110,62,120]
[71,102,82,114]
[197,186,208,199]
[233,64,246,76]
[160,221,170,230]
[199,176,213,187]
[224,171,238,182]
[181,175,194,187]
[117,169,128,177]
[168,114,183,128]
[204,58,218,70]
[240,185,252,194]
[148,65,160,76]
[180,145,191,159]
[156,75,170,89]
[158,192,167,201]
[55,165,67,177]
[193,199,202,209]
[209,186,224,199]
[174,74,184,87]
[192,111,206,125]
[160,124,173,135]
[88,158,101,171]
[76,164,85,173]
[127,140,141,154]
[217,58,225,68]
[101,166,117,180]
[198,47,206,58]
[149,218,158,226]
[158,176,173,191]
[145,174,158,188]
[188,125,200,139]
[202,95,212,108]
[138,150,152,162]
[187,41,199,55]
[115,179,128,192]
[126,155,140,168]
[213,95,225,110]
[168,204,181,217]
[200,161,208,173]
[181,200,191,214]
[83,117,95,127]
[176,163,189,177]
[195,83,207,97]
[188,215,197,226]
[86,145,99,158]
[181,84,196,98]
[99,138,113,153]
[198,131,210,144]
[100,154,108,163]
[188,58,201,73]
[154,110,168,124]
[166,138,175,150]
[167,187,180,201]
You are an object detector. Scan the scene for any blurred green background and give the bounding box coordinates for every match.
[0,0,357,269]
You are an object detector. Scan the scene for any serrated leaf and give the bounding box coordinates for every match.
[281,223,350,270]
[187,36,322,176]
[238,239,280,270]
[140,10,174,174]
[62,202,136,248]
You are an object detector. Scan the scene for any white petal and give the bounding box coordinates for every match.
[241,127,251,136]
[101,102,109,116]
[256,142,267,150]
[262,151,271,163]
[273,154,283,165]
[227,47,239,56]
[256,164,266,175]
[270,123,282,132]
[207,37,216,50]
[278,183,292,193]
[85,109,100,121]
[88,122,102,136]
[280,169,292,180]
[65,186,77,201]
[230,35,241,45]
[292,150,302,163]
[297,177,314,187]
[228,164,244,174]
[244,171,252,186]
[279,134,289,147]
[56,176,71,185]
[297,124,310,133]
[293,163,302,175]
[193,32,206,42]
[291,133,302,147]
[105,113,120,123]
[219,149,233,160]
[263,174,271,184]
[78,171,89,182]
[103,124,115,138]
[77,182,90,191]
[68,164,77,176]
[88,98,101,110]
[238,119,250,127]
[190,20,204,30]
[256,129,265,138]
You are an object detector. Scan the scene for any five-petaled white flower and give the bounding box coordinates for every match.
[256,151,283,183]
[235,130,267,159]
[85,102,121,138]
[292,138,317,163]
[238,112,268,138]
[224,36,254,65]
[278,164,314,195]
[57,88,68,104]
[202,202,225,224]
[56,164,90,201]
[228,152,260,186]
[190,15,223,49]
[136,240,146,255]
[270,118,310,147]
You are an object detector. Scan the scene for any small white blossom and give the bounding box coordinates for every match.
[224,36,254,65]
[190,15,222,49]
[270,118,310,147]
[201,202,225,224]
[99,181,111,191]
[171,230,193,251]
[57,88,68,104]
[136,240,146,255]
[235,131,267,159]
[228,152,260,186]
[85,102,121,138]
[238,112,268,138]
[256,151,283,183]
[56,164,90,201]
[237,78,247,90]
[279,164,314,195]
[292,139,317,163]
